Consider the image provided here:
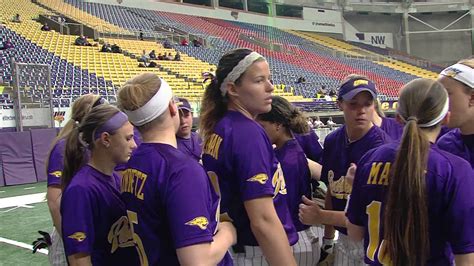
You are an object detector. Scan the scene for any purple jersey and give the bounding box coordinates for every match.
[379,117,403,140]
[294,130,323,163]
[176,131,203,162]
[61,165,138,265]
[437,126,453,141]
[47,138,66,187]
[437,129,474,168]
[321,125,391,234]
[275,139,312,232]
[346,142,474,265]
[202,111,298,246]
[121,143,232,266]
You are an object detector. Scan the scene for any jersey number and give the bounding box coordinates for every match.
[127,210,149,266]
[366,201,389,264]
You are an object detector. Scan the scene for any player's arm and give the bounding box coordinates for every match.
[67,253,91,266]
[46,185,62,235]
[346,219,364,241]
[245,197,297,266]
[299,195,346,227]
[324,189,336,239]
[454,254,474,265]
[307,159,321,180]
[176,221,236,266]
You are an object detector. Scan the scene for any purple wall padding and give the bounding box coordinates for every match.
[0,131,37,185]
[0,152,4,187]
[31,129,58,182]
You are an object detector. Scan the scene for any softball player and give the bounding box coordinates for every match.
[257,95,322,265]
[117,73,235,265]
[45,94,104,265]
[176,97,203,162]
[346,78,474,265]
[437,58,474,168]
[200,48,298,266]
[61,105,138,265]
[299,75,391,266]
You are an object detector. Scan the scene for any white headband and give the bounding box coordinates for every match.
[403,97,449,128]
[219,52,265,96]
[439,63,474,88]
[123,79,173,126]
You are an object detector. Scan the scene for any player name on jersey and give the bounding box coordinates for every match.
[367,162,391,186]
[121,169,147,200]
[203,133,223,160]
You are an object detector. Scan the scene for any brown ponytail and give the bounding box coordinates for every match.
[383,78,448,266]
[256,96,309,134]
[199,78,228,141]
[62,123,86,190]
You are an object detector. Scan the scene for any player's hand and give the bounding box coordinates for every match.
[299,195,324,225]
[219,221,237,245]
[32,230,52,253]
[345,163,357,186]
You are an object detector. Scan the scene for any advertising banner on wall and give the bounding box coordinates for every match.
[344,20,394,48]
[346,32,394,48]
[0,108,53,128]
[0,108,69,128]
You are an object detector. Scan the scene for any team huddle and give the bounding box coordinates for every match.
[42,48,474,266]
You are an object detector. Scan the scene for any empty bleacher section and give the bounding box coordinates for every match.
[0,0,444,112]
[37,0,130,34]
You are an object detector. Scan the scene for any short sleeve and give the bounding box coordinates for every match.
[61,186,95,256]
[165,164,214,249]
[232,128,274,201]
[304,131,323,163]
[443,162,474,254]
[47,141,65,187]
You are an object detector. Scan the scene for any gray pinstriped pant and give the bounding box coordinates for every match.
[231,228,321,266]
[334,234,366,266]
[49,227,67,266]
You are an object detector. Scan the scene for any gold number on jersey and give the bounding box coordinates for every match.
[366,201,381,262]
[127,210,149,266]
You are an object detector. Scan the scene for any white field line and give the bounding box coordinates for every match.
[0,193,46,209]
[0,236,48,255]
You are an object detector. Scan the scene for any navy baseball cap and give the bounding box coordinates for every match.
[338,78,377,101]
[177,97,192,112]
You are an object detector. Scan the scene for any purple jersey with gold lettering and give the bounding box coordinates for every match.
[47,138,66,187]
[437,129,474,168]
[294,130,323,163]
[202,111,298,246]
[121,143,232,266]
[380,117,403,140]
[176,131,203,162]
[61,165,138,265]
[275,139,311,232]
[321,125,391,234]
[347,142,474,265]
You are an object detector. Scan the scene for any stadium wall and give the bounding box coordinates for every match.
[84,0,343,33]
[344,12,472,65]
